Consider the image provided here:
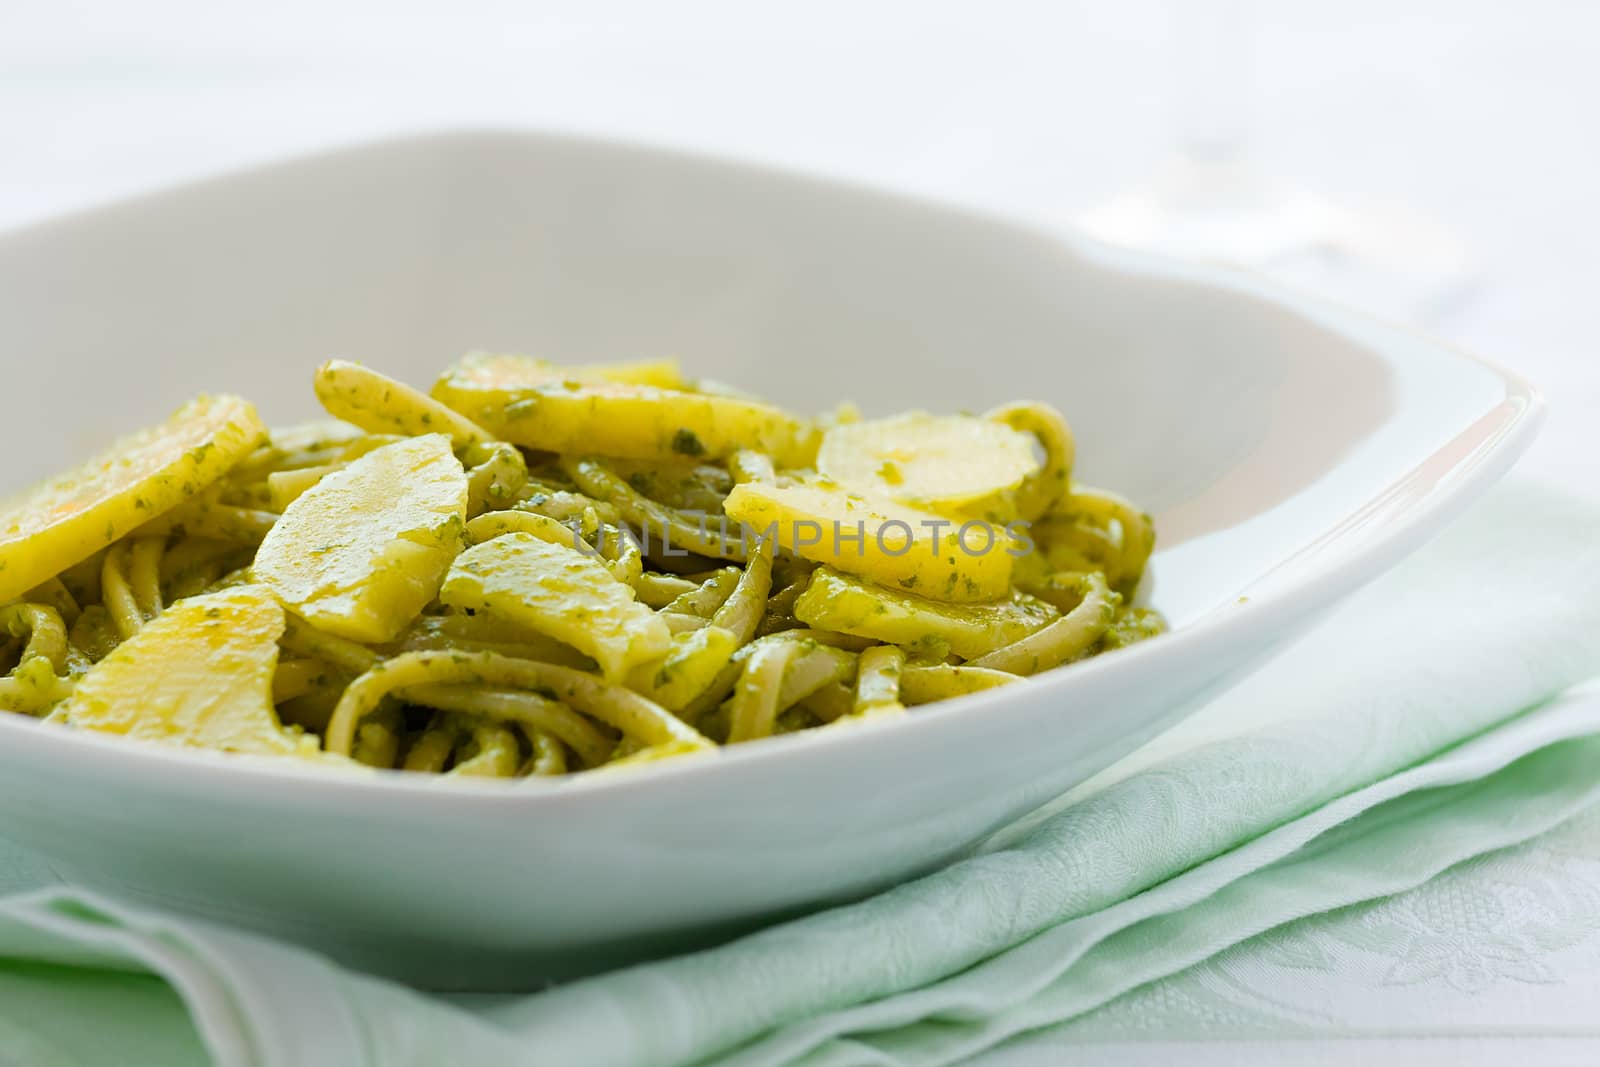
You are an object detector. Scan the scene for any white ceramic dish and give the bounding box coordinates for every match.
[0,130,1538,990]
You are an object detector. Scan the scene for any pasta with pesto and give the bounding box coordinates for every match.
[0,354,1165,777]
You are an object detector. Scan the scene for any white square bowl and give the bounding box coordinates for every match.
[0,130,1539,988]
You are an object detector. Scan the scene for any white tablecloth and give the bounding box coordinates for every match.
[3,2,1597,1062]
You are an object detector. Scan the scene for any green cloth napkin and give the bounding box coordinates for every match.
[2,479,1599,1067]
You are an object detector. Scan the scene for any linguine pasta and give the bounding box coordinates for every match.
[0,355,1164,777]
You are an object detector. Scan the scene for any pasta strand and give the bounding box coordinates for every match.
[127,537,166,620]
[970,572,1115,674]
[726,640,801,744]
[324,651,709,759]
[100,542,146,641]
[563,457,750,562]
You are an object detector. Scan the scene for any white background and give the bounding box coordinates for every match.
[3,0,1596,491]
[3,1,1597,1061]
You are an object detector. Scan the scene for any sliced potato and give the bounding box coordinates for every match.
[433,351,687,398]
[722,482,1014,603]
[0,395,266,603]
[627,624,740,711]
[253,434,467,643]
[313,360,492,446]
[794,566,1056,659]
[433,359,817,466]
[499,385,814,467]
[440,532,671,680]
[816,413,1040,517]
[899,663,1022,704]
[60,585,319,757]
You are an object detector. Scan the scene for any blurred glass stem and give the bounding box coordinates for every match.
[1079,0,1477,327]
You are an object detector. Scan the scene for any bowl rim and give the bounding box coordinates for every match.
[0,125,1545,808]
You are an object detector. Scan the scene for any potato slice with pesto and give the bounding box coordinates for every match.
[60,585,319,757]
[0,395,266,604]
[254,434,468,643]
[723,482,1014,602]
[817,413,1041,517]
[627,624,740,711]
[433,351,687,395]
[441,532,672,681]
[433,357,817,467]
[794,566,1057,658]
[314,360,492,446]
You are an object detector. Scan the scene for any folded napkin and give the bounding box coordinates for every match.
[987,729,1600,1064]
[2,479,1599,1067]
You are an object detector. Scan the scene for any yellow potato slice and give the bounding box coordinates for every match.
[0,395,267,604]
[433,351,687,399]
[816,413,1040,516]
[60,585,319,757]
[253,434,468,643]
[433,357,817,467]
[440,532,672,681]
[899,664,1022,704]
[794,566,1057,659]
[313,360,493,446]
[722,482,1014,602]
[627,624,740,711]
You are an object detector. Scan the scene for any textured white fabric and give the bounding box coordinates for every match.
[974,808,1600,1064]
